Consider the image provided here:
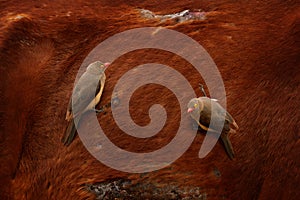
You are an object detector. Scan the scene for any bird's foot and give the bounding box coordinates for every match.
[94,96,120,115]
[199,83,207,97]
[94,108,106,114]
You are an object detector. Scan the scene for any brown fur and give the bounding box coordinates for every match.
[0,1,299,199]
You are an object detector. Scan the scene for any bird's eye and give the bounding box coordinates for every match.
[194,103,198,108]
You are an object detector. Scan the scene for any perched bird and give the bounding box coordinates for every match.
[187,94,239,159]
[62,61,110,146]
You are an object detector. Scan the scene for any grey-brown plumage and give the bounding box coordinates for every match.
[187,97,239,159]
[62,61,109,146]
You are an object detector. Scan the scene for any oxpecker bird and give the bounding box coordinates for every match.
[187,85,238,159]
[62,61,110,146]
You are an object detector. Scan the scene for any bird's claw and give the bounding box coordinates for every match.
[95,96,121,115]
[199,83,207,97]
[94,108,105,114]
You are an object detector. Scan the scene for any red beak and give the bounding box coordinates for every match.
[103,62,111,70]
[104,62,111,67]
[187,108,194,113]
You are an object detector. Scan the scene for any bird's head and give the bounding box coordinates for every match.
[101,62,111,71]
[187,98,201,114]
[87,61,110,74]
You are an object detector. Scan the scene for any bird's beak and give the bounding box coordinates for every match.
[187,108,194,113]
[103,62,110,70]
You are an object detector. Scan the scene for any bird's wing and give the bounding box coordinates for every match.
[83,73,106,113]
[199,110,211,128]
[195,111,221,134]
[225,111,239,130]
[197,99,228,133]
[72,73,102,115]
[210,101,238,131]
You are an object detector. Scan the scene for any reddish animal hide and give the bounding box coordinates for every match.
[0,0,299,199]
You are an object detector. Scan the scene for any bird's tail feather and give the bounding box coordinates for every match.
[61,119,77,146]
[220,133,235,159]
